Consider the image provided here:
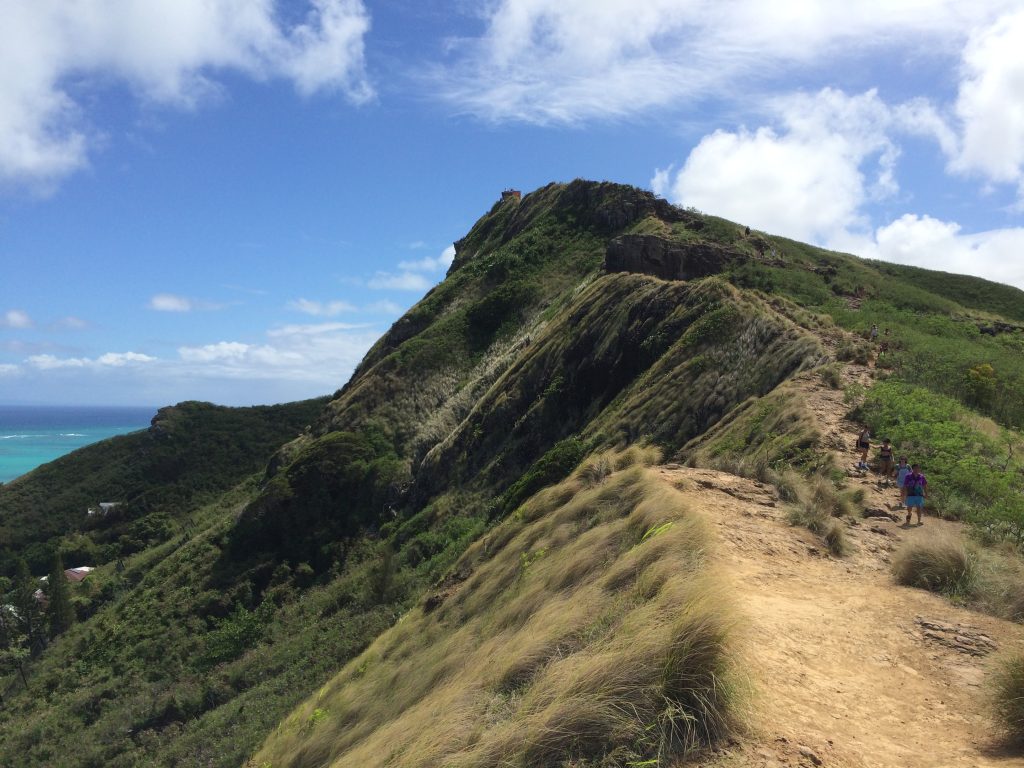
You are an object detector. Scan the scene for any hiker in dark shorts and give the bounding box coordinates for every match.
[856,426,871,470]
[878,439,894,485]
[903,464,927,525]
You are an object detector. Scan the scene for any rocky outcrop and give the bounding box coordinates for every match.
[604,234,746,281]
[978,320,1024,336]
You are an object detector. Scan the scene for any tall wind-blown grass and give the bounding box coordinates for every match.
[250,451,741,768]
[891,536,977,597]
[990,653,1024,744]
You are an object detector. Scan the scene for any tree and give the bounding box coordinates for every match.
[10,559,44,655]
[46,553,74,637]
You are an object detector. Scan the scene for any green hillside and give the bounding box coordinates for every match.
[1,180,1023,767]
[0,399,327,577]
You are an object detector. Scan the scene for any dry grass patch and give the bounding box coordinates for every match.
[784,473,859,557]
[990,653,1024,745]
[892,535,978,597]
[251,453,740,768]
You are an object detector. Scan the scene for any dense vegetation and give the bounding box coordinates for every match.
[0,399,327,575]
[856,380,1024,544]
[2,180,1024,766]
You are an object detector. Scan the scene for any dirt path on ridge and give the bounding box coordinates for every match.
[657,364,1024,768]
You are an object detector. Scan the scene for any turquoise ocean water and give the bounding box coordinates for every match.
[0,405,156,484]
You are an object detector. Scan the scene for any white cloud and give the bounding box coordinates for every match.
[288,298,357,317]
[653,84,1024,290]
[175,321,379,382]
[655,89,899,244]
[0,0,373,186]
[177,341,250,363]
[398,244,456,273]
[28,351,155,369]
[1,309,32,328]
[367,271,434,291]
[0,363,20,377]
[148,293,193,312]
[96,351,157,366]
[950,9,1024,193]
[434,0,1014,124]
[868,214,1024,289]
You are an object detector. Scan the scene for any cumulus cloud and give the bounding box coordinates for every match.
[398,245,456,273]
[0,0,373,186]
[433,0,1014,124]
[365,245,455,293]
[868,214,1024,289]
[950,9,1024,194]
[6,320,382,403]
[653,84,1024,289]
[653,89,900,244]
[1,309,32,328]
[175,321,379,382]
[27,351,156,369]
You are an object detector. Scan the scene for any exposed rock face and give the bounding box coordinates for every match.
[978,320,1023,336]
[915,617,998,656]
[604,234,746,281]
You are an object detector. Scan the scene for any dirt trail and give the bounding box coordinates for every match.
[659,364,1024,768]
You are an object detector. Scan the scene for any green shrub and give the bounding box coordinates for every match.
[860,380,1024,544]
[836,339,871,365]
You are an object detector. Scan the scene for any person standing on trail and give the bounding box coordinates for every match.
[856,426,871,470]
[870,324,879,341]
[903,464,927,525]
[878,439,894,484]
[895,456,911,503]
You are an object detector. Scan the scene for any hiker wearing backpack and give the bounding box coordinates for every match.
[903,464,927,525]
[856,426,871,470]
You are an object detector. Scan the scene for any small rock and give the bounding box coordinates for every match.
[798,744,823,765]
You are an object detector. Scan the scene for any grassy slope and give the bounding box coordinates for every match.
[4,180,1024,767]
[254,450,738,768]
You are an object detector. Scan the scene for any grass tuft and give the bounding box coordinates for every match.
[822,520,850,557]
[783,473,859,556]
[990,653,1024,744]
[892,536,977,597]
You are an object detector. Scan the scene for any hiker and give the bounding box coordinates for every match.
[895,456,911,503]
[870,324,879,341]
[856,426,871,470]
[878,439,894,484]
[903,464,928,525]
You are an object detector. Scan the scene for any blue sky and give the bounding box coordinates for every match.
[1,0,1023,407]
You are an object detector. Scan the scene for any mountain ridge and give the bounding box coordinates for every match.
[1,180,1024,767]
